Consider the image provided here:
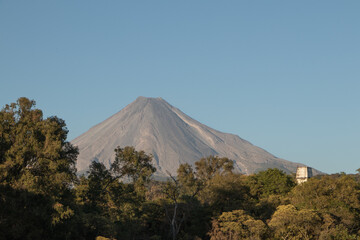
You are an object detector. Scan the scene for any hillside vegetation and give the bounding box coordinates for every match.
[1,98,359,240]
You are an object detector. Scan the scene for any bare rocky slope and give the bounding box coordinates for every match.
[72,97,311,177]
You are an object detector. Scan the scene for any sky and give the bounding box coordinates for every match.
[1,1,359,174]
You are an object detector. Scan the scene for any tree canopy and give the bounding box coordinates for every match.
[0,97,79,239]
[0,97,78,197]
[1,97,360,239]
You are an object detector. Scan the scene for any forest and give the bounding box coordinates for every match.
[1,98,360,240]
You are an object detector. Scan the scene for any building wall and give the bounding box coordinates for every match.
[296,166,313,184]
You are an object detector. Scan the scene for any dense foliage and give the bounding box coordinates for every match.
[1,98,360,239]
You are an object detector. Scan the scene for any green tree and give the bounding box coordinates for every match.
[0,97,78,197]
[195,156,233,183]
[75,162,114,210]
[244,168,296,221]
[177,163,201,197]
[200,173,252,214]
[289,175,360,236]
[112,146,156,195]
[268,204,322,240]
[247,168,296,199]
[162,175,185,240]
[0,184,54,240]
[74,147,158,239]
[209,209,268,240]
[0,97,79,239]
[75,161,143,239]
[319,223,358,240]
[161,163,209,240]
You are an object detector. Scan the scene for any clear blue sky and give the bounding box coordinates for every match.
[1,1,359,174]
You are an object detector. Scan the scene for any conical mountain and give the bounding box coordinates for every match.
[72,97,305,177]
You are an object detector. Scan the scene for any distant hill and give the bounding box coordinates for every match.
[72,97,313,177]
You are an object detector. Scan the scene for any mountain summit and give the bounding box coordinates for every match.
[72,97,304,177]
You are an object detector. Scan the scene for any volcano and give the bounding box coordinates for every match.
[72,97,306,177]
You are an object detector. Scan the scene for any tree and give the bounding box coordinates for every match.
[268,204,322,240]
[76,161,113,207]
[243,168,296,221]
[247,168,296,199]
[200,173,251,214]
[0,97,78,197]
[160,157,238,239]
[289,175,360,236]
[319,223,358,240]
[162,174,186,240]
[0,184,54,240]
[75,149,157,240]
[111,146,156,195]
[209,209,268,240]
[195,156,234,183]
[161,157,244,239]
[177,163,201,197]
[0,97,79,239]
[161,163,211,240]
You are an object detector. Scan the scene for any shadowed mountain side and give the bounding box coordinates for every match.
[72,97,316,177]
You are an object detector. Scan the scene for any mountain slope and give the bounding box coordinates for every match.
[72,97,307,177]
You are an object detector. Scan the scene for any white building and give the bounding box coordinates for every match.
[296,166,313,184]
